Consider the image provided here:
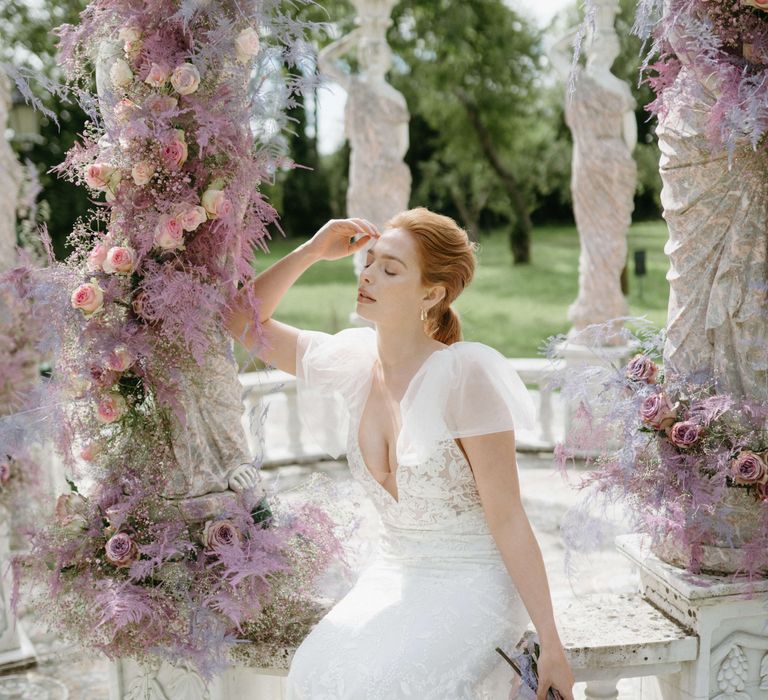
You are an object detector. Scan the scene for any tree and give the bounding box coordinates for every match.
[388,0,547,263]
[1,0,91,260]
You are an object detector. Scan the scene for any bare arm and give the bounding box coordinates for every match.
[548,28,579,82]
[224,218,379,373]
[318,28,362,90]
[459,430,575,700]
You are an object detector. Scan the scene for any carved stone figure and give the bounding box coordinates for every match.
[94,42,263,501]
[318,0,410,283]
[654,14,768,401]
[550,0,637,345]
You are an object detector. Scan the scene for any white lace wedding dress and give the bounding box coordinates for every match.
[286,326,538,699]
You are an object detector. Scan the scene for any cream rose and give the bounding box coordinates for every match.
[118,27,140,44]
[110,59,134,88]
[71,281,104,316]
[145,94,178,116]
[171,63,201,95]
[96,393,128,424]
[87,243,109,272]
[114,98,139,123]
[235,27,260,63]
[105,346,136,372]
[103,246,136,275]
[84,163,115,190]
[131,160,155,186]
[201,188,231,219]
[144,62,170,88]
[743,0,768,10]
[177,203,208,231]
[154,214,185,250]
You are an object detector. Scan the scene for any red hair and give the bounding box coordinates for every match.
[386,207,477,344]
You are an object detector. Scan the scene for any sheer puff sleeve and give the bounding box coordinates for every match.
[396,341,538,466]
[295,326,377,459]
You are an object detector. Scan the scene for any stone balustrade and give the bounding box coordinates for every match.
[239,357,565,466]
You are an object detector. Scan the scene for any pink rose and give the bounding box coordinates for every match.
[145,95,178,116]
[154,214,185,250]
[96,393,128,424]
[177,203,208,232]
[71,281,104,316]
[89,364,118,388]
[170,63,200,95]
[668,421,703,449]
[105,532,138,567]
[131,160,155,186]
[625,354,658,384]
[640,392,677,431]
[144,62,170,88]
[730,451,768,485]
[80,442,103,462]
[105,346,135,372]
[87,243,109,272]
[84,163,115,190]
[161,130,188,170]
[201,188,231,219]
[743,0,768,10]
[235,27,260,63]
[202,519,242,551]
[103,246,136,275]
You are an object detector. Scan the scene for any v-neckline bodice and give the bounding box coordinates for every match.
[354,343,453,504]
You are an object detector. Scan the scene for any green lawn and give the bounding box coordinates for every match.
[237,221,670,368]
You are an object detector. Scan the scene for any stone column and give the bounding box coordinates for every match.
[0,70,22,271]
[0,67,35,672]
[318,0,411,326]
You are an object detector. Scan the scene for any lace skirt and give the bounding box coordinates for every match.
[286,523,529,699]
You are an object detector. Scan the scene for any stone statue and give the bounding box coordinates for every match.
[93,41,264,504]
[318,0,411,282]
[0,70,21,272]
[653,8,768,400]
[550,0,637,345]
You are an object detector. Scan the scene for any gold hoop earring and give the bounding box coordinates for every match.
[420,307,427,322]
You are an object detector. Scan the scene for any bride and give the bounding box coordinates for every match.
[225,208,574,699]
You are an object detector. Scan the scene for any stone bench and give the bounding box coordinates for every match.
[110,591,697,699]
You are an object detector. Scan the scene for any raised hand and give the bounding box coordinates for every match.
[305,218,380,262]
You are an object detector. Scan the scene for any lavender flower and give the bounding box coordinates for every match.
[105,532,139,567]
[668,421,703,449]
[730,451,768,485]
[625,354,659,384]
[202,519,242,551]
[640,393,677,430]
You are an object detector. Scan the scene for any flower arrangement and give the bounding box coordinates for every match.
[14,473,346,678]
[1,0,349,678]
[548,323,768,576]
[633,0,768,155]
[496,631,564,700]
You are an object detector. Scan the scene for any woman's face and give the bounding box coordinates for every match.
[356,227,442,327]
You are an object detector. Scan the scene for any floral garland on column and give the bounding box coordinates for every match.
[3,0,350,678]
